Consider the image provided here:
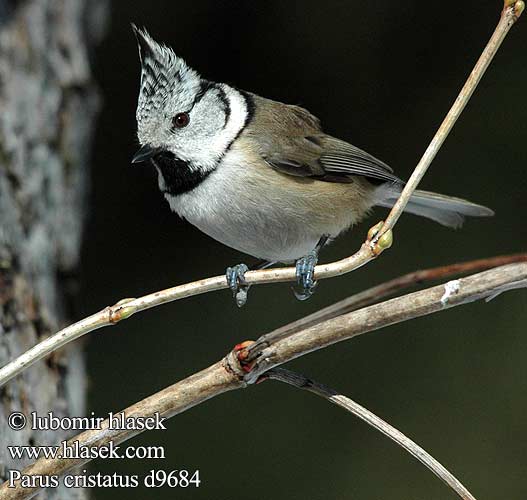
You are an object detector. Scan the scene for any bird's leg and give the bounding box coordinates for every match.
[226,259,276,307]
[293,235,329,301]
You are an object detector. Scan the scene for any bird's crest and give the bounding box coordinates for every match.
[132,24,201,123]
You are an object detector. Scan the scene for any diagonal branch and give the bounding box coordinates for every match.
[1,262,525,499]
[372,0,524,244]
[267,368,477,500]
[248,253,527,354]
[242,263,527,383]
[0,0,522,388]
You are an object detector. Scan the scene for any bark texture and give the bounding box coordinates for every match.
[0,0,107,497]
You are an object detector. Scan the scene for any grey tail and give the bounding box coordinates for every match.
[375,184,494,229]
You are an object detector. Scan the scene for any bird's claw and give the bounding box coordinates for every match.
[226,263,249,307]
[293,251,318,301]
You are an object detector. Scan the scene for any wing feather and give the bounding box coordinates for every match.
[244,93,399,184]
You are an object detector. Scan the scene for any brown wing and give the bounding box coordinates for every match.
[244,93,399,184]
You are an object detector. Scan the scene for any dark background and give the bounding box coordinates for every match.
[81,1,526,499]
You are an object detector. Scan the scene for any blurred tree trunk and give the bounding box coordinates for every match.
[0,0,107,497]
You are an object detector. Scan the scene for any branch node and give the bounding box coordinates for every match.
[504,0,525,21]
[514,0,525,17]
[109,298,138,323]
[225,348,252,381]
[367,222,393,256]
[367,221,384,241]
[232,341,258,373]
[375,229,394,254]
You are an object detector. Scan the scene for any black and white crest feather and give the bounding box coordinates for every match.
[132,24,201,124]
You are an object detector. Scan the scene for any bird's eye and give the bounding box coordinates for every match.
[172,112,190,129]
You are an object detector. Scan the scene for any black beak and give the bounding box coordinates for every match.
[132,144,159,164]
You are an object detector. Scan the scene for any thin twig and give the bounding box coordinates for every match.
[247,253,527,356]
[0,1,521,388]
[267,368,477,500]
[373,0,524,244]
[1,263,525,499]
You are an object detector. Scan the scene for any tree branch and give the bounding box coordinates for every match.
[372,0,524,244]
[0,240,373,388]
[243,263,527,383]
[267,368,477,500]
[248,253,527,353]
[2,263,525,499]
[0,0,522,388]
[0,360,244,500]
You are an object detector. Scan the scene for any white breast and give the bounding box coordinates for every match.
[164,148,375,262]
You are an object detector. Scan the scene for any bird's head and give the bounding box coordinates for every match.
[132,25,248,179]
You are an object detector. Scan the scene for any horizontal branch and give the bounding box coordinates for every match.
[2,262,525,499]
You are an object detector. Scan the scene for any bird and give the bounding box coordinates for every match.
[130,26,493,307]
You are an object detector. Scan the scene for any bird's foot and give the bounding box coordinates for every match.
[226,263,250,307]
[293,251,319,301]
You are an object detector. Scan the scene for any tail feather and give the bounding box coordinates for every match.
[375,185,494,229]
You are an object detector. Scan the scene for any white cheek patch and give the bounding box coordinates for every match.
[178,85,248,171]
